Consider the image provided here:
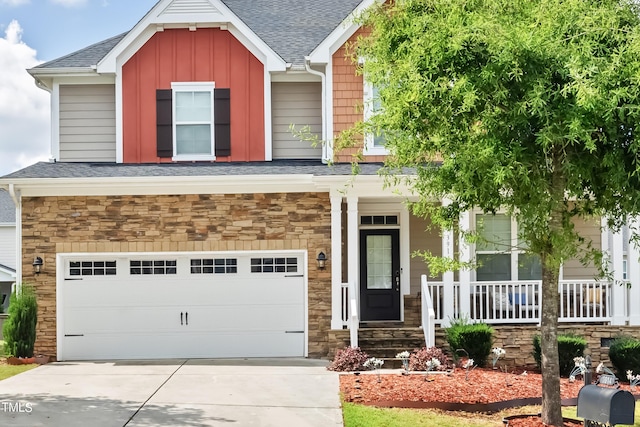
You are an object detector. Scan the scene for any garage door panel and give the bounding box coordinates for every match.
[60,252,306,360]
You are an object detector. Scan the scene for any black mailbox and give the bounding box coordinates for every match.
[577,384,635,426]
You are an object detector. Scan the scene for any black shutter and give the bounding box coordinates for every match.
[156,89,173,158]
[214,88,231,157]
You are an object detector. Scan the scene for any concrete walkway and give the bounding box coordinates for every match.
[0,358,343,427]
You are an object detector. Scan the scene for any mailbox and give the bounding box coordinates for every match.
[577,385,635,426]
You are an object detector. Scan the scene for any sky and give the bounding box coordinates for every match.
[0,0,158,176]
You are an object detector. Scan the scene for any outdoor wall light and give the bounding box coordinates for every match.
[33,256,43,275]
[316,252,327,270]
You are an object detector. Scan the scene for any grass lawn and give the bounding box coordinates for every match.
[0,340,38,381]
[343,403,640,427]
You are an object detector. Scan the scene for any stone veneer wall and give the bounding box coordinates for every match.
[21,193,332,358]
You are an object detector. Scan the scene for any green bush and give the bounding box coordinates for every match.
[532,333,587,376]
[445,318,494,367]
[2,286,38,358]
[609,336,640,378]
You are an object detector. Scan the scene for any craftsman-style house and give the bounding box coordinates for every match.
[1,0,638,365]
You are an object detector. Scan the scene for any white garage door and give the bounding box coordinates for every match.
[58,252,306,360]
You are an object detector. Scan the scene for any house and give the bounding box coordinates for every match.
[1,0,639,364]
[0,189,16,314]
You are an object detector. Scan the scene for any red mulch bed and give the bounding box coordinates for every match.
[340,368,636,426]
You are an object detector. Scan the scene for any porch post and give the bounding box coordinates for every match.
[330,193,344,329]
[347,196,359,320]
[628,217,640,325]
[458,211,472,320]
[610,222,626,325]
[441,198,455,327]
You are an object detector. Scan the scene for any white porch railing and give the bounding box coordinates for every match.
[348,281,358,348]
[420,275,436,347]
[422,279,615,324]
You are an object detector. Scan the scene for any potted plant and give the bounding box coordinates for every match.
[3,285,37,365]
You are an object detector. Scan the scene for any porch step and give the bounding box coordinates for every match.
[357,327,427,369]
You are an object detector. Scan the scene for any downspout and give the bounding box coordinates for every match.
[304,58,328,163]
[8,184,21,290]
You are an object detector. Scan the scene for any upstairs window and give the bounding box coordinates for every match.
[156,84,231,160]
[173,83,214,160]
[363,81,388,156]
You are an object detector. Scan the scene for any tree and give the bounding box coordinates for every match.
[348,0,640,425]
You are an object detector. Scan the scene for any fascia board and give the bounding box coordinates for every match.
[98,0,286,73]
[0,270,15,281]
[307,0,380,64]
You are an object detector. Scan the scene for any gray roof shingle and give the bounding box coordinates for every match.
[34,0,362,69]
[0,161,384,179]
[0,190,15,224]
[33,33,128,70]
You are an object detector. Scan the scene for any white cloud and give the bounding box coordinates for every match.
[49,0,88,7]
[0,20,50,176]
[0,0,30,6]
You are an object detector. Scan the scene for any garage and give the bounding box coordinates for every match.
[56,251,307,361]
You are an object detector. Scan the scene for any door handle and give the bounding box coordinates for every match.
[180,312,183,325]
[395,271,400,291]
[185,312,189,326]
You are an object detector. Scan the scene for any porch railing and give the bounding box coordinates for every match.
[423,279,613,324]
[348,281,358,348]
[421,275,436,347]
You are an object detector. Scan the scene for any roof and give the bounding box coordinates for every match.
[34,0,362,69]
[0,161,384,179]
[0,264,16,275]
[0,190,15,224]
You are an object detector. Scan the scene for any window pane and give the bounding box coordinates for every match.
[176,125,211,155]
[518,254,541,280]
[366,235,392,289]
[477,254,511,281]
[477,214,511,251]
[175,91,211,122]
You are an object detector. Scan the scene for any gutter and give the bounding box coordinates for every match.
[304,58,329,164]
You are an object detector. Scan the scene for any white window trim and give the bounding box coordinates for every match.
[363,80,389,156]
[171,82,216,161]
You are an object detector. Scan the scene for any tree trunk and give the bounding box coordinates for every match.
[540,211,564,426]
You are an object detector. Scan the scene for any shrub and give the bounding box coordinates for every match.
[327,346,370,371]
[532,333,587,376]
[445,318,494,367]
[3,286,38,358]
[408,346,451,371]
[609,336,640,378]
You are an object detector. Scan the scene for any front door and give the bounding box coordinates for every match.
[360,229,400,321]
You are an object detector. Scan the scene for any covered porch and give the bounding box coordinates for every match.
[326,188,640,349]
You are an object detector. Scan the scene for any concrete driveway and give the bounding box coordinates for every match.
[0,358,343,427]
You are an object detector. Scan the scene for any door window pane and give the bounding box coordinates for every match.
[366,235,392,289]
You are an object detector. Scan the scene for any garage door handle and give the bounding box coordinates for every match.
[285,331,304,334]
[285,274,304,278]
[185,312,188,325]
[180,312,183,325]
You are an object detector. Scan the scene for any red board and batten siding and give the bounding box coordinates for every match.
[122,28,265,163]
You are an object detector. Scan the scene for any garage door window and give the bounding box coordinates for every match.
[251,257,298,273]
[190,258,237,274]
[69,261,117,277]
[130,260,177,275]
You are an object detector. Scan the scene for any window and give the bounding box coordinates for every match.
[475,214,541,281]
[69,261,116,277]
[190,258,237,274]
[251,257,298,273]
[363,81,388,156]
[130,260,177,275]
[156,85,230,160]
[361,215,398,225]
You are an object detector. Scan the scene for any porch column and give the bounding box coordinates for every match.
[330,193,344,329]
[441,198,455,327]
[347,196,359,318]
[458,211,472,320]
[628,218,640,325]
[610,222,626,325]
